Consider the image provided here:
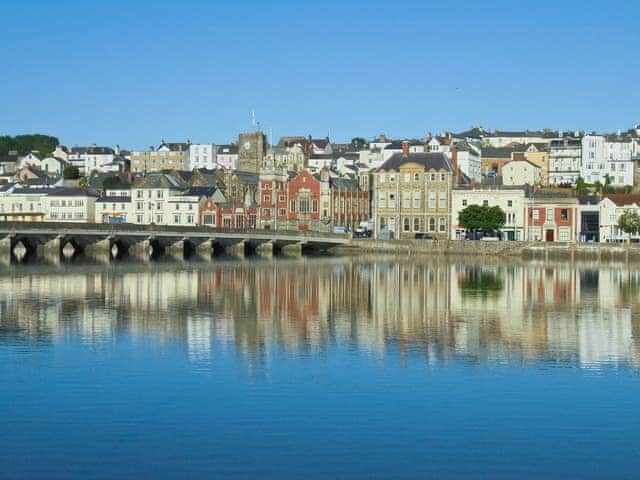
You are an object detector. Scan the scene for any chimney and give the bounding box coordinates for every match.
[424,143,429,153]
[402,140,410,157]
[451,146,461,185]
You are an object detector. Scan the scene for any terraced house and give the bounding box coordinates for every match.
[373,141,455,239]
[131,141,190,173]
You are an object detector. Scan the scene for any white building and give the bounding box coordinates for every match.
[581,135,634,186]
[549,137,581,186]
[41,156,69,176]
[502,160,541,186]
[0,186,96,223]
[189,143,216,170]
[597,195,640,243]
[84,146,116,174]
[451,187,527,240]
[215,145,238,170]
[17,152,42,170]
[452,141,482,182]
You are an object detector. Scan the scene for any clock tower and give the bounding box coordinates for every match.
[237,131,266,173]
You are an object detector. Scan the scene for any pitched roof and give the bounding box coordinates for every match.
[330,177,360,192]
[134,172,184,189]
[482,145,527,158]
[603,194,640,206]
[379,152,453,172]
[47,187,98,197]
[87,146,115,155]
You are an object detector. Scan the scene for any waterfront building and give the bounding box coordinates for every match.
[597,194,640,242]
[329,174,369,231]
[548,137,582,186]
[450,186,527,240]
[373,141,454,239]
[581,134,634,186]
[481,144,527,177]
[282,170,323,231]
[0,186,96,223]
[524,191,580,241]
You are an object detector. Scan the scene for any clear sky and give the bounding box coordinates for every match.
[1,0,638,149]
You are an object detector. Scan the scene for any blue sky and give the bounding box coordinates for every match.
[1,0,638,149]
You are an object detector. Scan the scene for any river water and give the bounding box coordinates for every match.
[1,255,640,479]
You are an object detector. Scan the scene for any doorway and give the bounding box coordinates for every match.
[545,229,554,242]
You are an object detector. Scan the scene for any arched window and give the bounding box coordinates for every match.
[413,217,420,232]
[429,218,436,231]
[414,172,420,182]
[403,217,410,232]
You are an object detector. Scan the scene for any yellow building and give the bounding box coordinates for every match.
[131,141,190,173]
[373,142,454,239]
[524,143,550,186]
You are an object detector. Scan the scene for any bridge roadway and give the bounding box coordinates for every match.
[0,222,351,261]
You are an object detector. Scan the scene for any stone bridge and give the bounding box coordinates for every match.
[0,222,351,262]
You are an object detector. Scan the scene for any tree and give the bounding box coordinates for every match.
[102,175,129,190]
[617,210,640,239]
[351,137,367,148]
[575,177,589,195]
[0,134,59,156]
[63,165,80,179]
[458,204,506,236]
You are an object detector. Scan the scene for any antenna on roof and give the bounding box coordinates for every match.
[251,110,256,128]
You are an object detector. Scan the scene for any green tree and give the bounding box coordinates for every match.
[102,175,129,189]
[458,204,506,235]
[351,137,367,148]
[575,177,589,195]
[63,165,80,179]
[0,134,59,156]
[618,210,640,238]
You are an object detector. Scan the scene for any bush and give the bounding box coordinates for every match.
[63,165,80,179]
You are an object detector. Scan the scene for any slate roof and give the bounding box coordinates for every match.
[378,152,453,172]
[0,153,19,163]
[184,186,219,197]
[87,146,115,155]
[134,172,184,189]
[482,145,527,158]
[330,177,361,192]
[47,187,98,197]
[216,144,238,154]
[159,141,189,152]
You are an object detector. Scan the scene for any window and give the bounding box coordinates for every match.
[483,200,489,207]
[155,214,163,224]
[414,173,420,182]
[546,208,553,221]
[403,217,410,232]
[413,217,420,232]
[439,217,446,232]
[157,190,163,199]
[428,191,436,209]
[379,174,386,183]
[279,195,286,202]
[389,193,396,208]
[440,173,446,181]
[137,201,143,210]
[378,192,386,208]
[430,174,436,181]
[290,200,296,213]
[413,191,420,209]
[300,199,309,214]
[389,175,395,182]
[404,173,410,183]
[559,227,570,241]
[507,200,513,207]
[311,199,318,213]
[429,218,436,231]
[402,191,411,208]
[532,209,539,220]
[462,199,467,206]
[174,215,180,224]
[263,194,271,202]
[187,215,194,224]
[136,214,143,223]
[223,216,232,228]
[439,193,446,209]
[560,208,568,220]
[262,208,271,217]
[279,208,286,216]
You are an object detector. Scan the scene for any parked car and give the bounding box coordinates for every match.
[414,233,434,240]
[332,226,350,235]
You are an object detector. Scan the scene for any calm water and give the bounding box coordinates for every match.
[1,255,640,479]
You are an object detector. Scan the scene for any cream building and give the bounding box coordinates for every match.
[450,187,527,240]
[131,141,190,173]
[502,160,541,186]
[373,143,454,239]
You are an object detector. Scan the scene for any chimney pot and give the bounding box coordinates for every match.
[402,140,410,157]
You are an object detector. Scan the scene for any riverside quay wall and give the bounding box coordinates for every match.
[337,239,640,262]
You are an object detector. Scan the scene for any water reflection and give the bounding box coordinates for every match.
[1,257,640,369]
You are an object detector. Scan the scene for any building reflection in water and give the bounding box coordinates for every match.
[1,258,640,369]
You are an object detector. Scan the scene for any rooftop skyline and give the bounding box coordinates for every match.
[1,0,638,149]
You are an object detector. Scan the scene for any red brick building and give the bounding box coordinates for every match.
[524,198,579,242]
